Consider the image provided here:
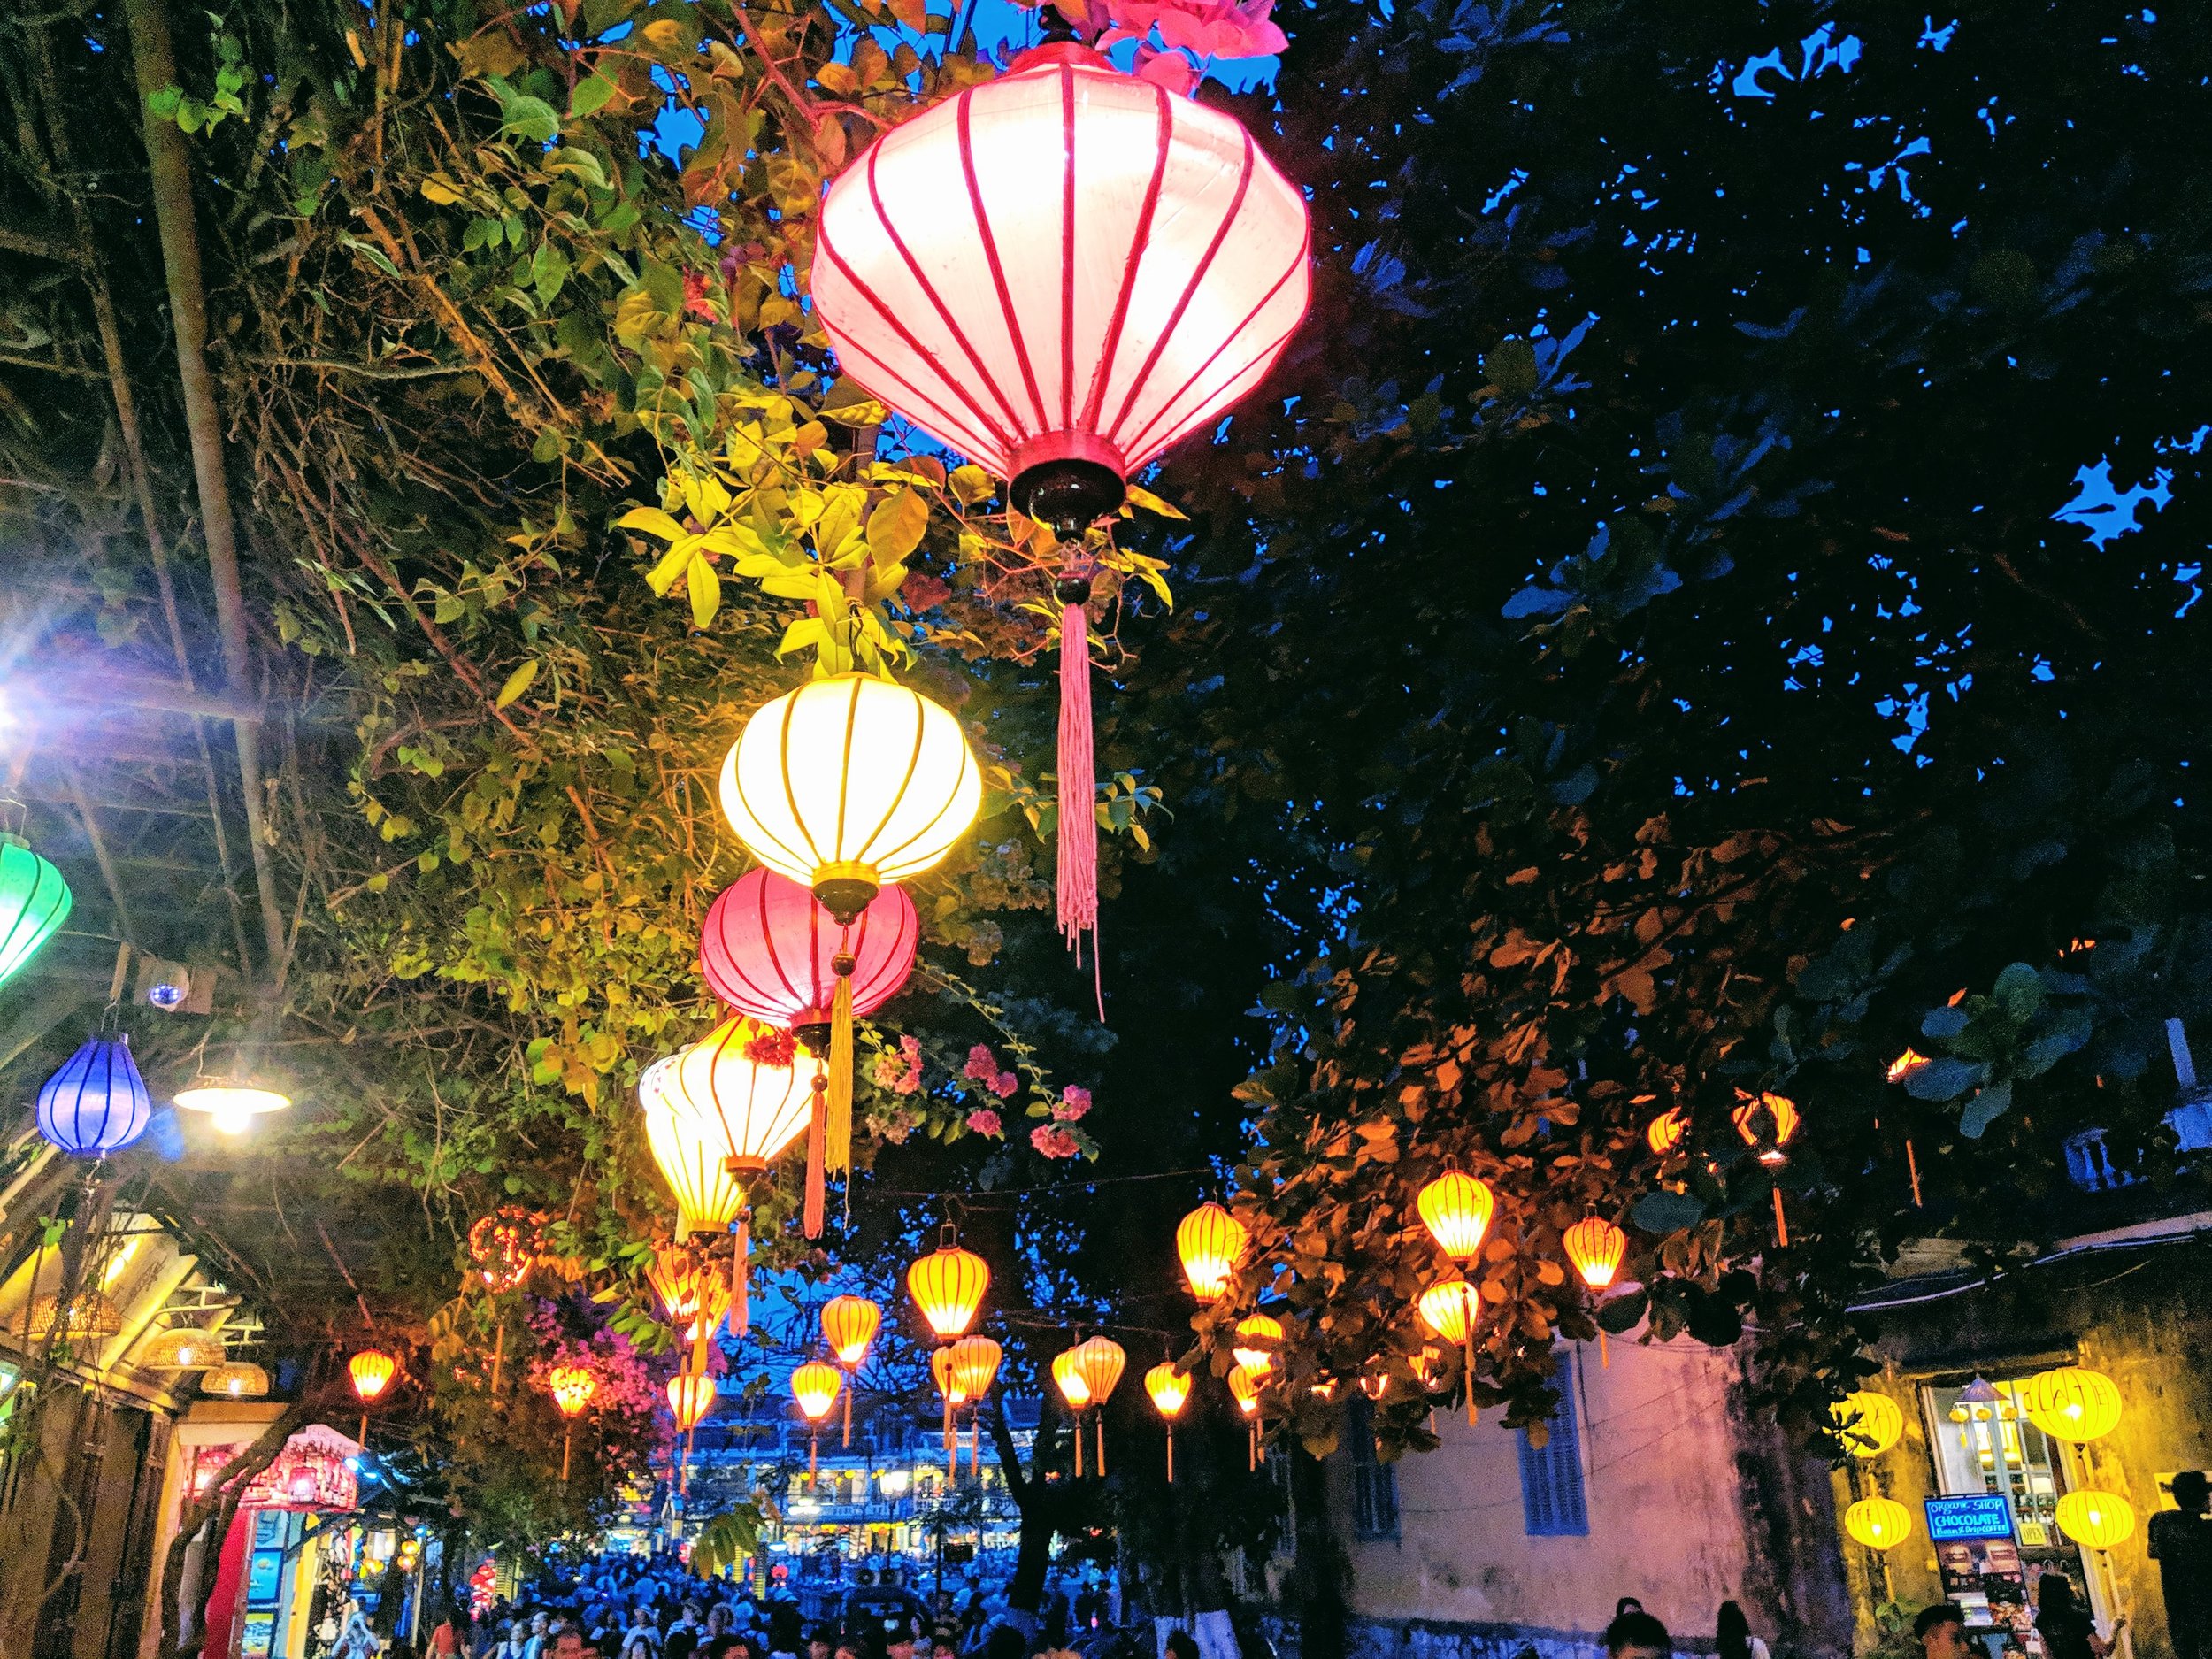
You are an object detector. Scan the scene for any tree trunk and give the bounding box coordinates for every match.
[984,1392,1067,1623]
[1285,1449,1346,1659]
[119,0,288,976]
[157,1396,324,1659]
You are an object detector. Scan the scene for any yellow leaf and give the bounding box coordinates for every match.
[617,506,687,542]
[1124,483,1187,520]
[949,464,996,506]
[867,488,929,565]
[644,542,693,595]
[687,554,720,628]
[495,659,539,709]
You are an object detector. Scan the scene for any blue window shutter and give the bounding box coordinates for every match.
[1517,1350,1590,1537]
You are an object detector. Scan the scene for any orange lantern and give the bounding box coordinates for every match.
[1645,1108,1686,1157]
[908,1228,989,1340]
[1175,1202,1248,1303]
[668,1372,717,1432]
[1416,1280,1482,1425]
[349,1349,396,1402]
[548,1363,596,1482]
[1232,1313,1284,1376]
[467,1208,543,1292]
[1563,1217,1627,1291]
[1732,1091,1801,1164]
[949,1334,1003,1401]
[792,1360,842,1475]
[1227,1363,1265,1468]
[1051,1336,1125,1479]
[822,1294,882,1448]
[1417,1164,1495,1264]
[1145,1363,1190,1483]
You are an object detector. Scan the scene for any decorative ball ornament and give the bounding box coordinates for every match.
[718,675,982,926]
[1732,1092,1802,1164]
[203,1361,271,1400]
[1832,1391,1906,1458]
[1417,1281,1480,1346]
[349,1350,397,1402]
[1843,1495,1914,1551]
[2021,1366,2124,1444]
[0,837,71,988]
[1417,1165,1496,1264]
[143,1326,227,1370]
[37,1033,153,1157]
[667,1372,718,1432]
[823,1295,882,1366]
[2055,1489,2137,1551]
[466,1209,545,1292]
[811,42,1310,533]
[1175,1202,1248,1304]
[1563,1217,1628,1291]
[908,1229,990,1340]
[1232,1313,1284,1376]
[173,1083,291,1134]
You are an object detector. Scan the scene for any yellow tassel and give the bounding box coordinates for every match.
[827,965,855,1178]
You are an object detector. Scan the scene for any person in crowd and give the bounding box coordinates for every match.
[666,1602,704,1659]
[553,1625,588,1659]
[2037,1573,2124,1659]
[2153,1471,2212,1659]
[1914,1605,1970,1659]
[1602,1610,1671,1659]
[1715,1601,1769,1659]
[1164,1632,1202,1659]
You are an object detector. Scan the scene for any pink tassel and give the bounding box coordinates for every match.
[1056,580,1099,962]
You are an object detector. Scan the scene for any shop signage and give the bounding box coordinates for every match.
[1926,1494,2016,1541]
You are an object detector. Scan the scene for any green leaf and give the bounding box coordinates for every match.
[497,91,561,145]
[1595,1286,1649,1334]
[495,659,539,709]
[1903,1056,1985,1102]
[641,258,687,319]
[1960,1080,2014,1139]
[1631,1188,1706,1233]
[570,73,621,119]
[1992,962,2044,1021]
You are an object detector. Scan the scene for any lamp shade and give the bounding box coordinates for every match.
[1646,1108,1686,1156]
[810,42,1311,530]
[37,1033,153,1157]
[30,1292,122,1340]
[1232,1314,1283,1376]
[1416,1280,1480,1346]
[0,837,72,988]
[349,1350,397,1403]
[1144,1363,1190,1419]
[467,1208,545,1292]
[2021,1366,2124,1444]
[655,1018,810,1176]
[1417,1167,1495,1263]
[1065,1335,1125,1406]
[718,675,982,924]
[2055,1489,2137,1550]
[646,1244,711,1322]
[548,1365,597,1417]
[908,1238,989,1340]
[822,1294,881,1366]
[792,1362,842,1424]
[1732,1092,1801,1164]
[1227,1364,1263,1416]
[1175,1202,1248,1303]
[667,1372,717,1432]
[933,1344,971,1406]
[1563,1217,1628,1292]
[948,1335,1003,1401]
[701,869,918,1037]
[143,1326,227,1370]
[1050,1346,1092,1410]
[1843,1495,1914,1551]
[203,1362,271,1399]
[174,1082,291,1134]
[1832,1391,1905,1458]
[640,1058,746,1237]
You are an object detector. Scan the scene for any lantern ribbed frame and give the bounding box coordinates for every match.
[1646,1109,1686,1156]
[1417,1167,1496,1263]
[718,676,981,915]
[203,1361,271,1399]
[2021,1366,2124,1444]
[1417,1280,1480,1345]
[349,1350,397,1403]
[701,869,918,1034]
[143,1326,227,1370]
[1563,1217,1628,1291]
[548,1365,597,1417]
[646,1244,710,1323]
[37,1034,151,1158]
[667,1372,717,1432]
[1732,1091,1801,1162]
[1144,1363,1190,1419]
[1832,1391,1905,1458]
[908,1240,990,1340]
[1065,1335,1125,1406]
[822,1294,882,1366]
[1175,1202,1247,1303]
[1843,1495,1913,1551]
[466,1208,543,1292]
[1227,1364,1263,1416]
[1050,1346,1092,1409]
[948,1334,1003,1400]
[792,1361,842,1423]
[658,1018,810,1175]
[640,1056,746,1235]
[810,43,1310,516]
[0,839,72,988]
[2055,1489,2136,1550]
[1232,1313,1283,1376]
[933,1344,969,1405]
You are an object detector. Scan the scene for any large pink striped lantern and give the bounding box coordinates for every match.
[810,42,1312,534]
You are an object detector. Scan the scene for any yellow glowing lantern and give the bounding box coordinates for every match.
[1417,1280,1480,1345]
[1563,1217,1628,1291]
[1832,1392,1905,1458]
[646,1244,710,1323]
[667,1371,717,1432]
[822,1294,882,1366]
[1417,1164,1495,1263]
[1176,1202,1248,1303]
[793,1360,843,1475]
[2055,1489,2137,1551]
[1147,1363,1192,1484]
[949,1334,1003,1401]
[640,1060,746,1237]
[657,1018,810,1179]
[908,1230,990,1340]
[1646,1108,1686,1156]
[1068,1335,1125,1406]
[1228,1364,1263,1416]
[549,1365,597,1417]
[1051,1348,1093,1410]
[349,1349,396,1403]
[1233,1313,1284,1376]
[1732,1091,1801,1164]
[1843,1495,1914,1551]
[2021,1366,2123,1444]
[719,674,983,925]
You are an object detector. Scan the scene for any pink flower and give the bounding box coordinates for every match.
[1053,1086,1092,1122]
[965,1043,1000,1083]
[1131,45,1200,95]
[990,1071,1019,1099]
[901,1034,923,1065]
[966,1110,1002,1137]
[1031,1125,1079,1159]
[894,1069,921,1097]
[1102,0,1287,59]
[682,269,718,322]
[743,1026,795,1067]
[871,1050,907,1088]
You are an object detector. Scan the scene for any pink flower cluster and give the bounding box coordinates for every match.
[1085,0,1289,96]
[872,1034,924,1095]
[965,1043,1019,1100]
[1030,1125,1080,1159]
[965,1109,1003,1137]
[744,1025,795,1067]
[1052,1086,1091,1122]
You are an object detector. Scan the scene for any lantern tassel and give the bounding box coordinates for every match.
[1056,585,1100,978]
[803,1076,827,1240]
[729,1217,750,1340]
[1771,1186,1790,1248]
[491,1318,505,1397]
[1166,1425,1175,1486]
[561,1428,572,1483]
[1073,1411,1084,1479]
[827,966,856,1180]
[843,1379,854,1449]
[1907,1135,1924,1207]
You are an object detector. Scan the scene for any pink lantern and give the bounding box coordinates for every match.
[700,869,918,1233]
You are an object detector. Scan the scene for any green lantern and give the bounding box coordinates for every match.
[0,838,72,988]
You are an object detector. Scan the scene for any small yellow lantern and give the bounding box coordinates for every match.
[822,1293,882,1447]
[2021,1367,2123,1444]
[1563,1217,1627,1291]
[1646,1108,1686,1156]
[1417,1280,1479,1345]
[792,1360,843,1475]
[1843,1495,1914,1551]
[1732,1091,1801,1164]
[667,1372,717,1432]
[1051,1347,1093,1411]
[1176,1202,1248,1303]
[548,1363,597,1481]
[1417,1164,1495,1263]
[1832,1392,1905,1458]
[1227,1364,1263,1417]
[1051,1336,1125,1479]
[1232,1313,1284,1376]
[2055,1489,2136,1551]
[1145,1363,1190,1483]
[349,1351,396,1402]
[908,1229,990,1340]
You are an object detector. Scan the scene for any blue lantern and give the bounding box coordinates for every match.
[37,1033,152,1157]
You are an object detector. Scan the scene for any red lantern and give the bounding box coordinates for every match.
[700,869,918,1219]
[810,42,1311,956]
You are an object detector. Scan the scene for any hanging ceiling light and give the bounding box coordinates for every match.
[719,676,982,926]
[37,1033,153,1157]
[174,1082,291,1135]
[653,1018,811,1180]
[30,1291,123,1341]
[0,836,72,989]
[143,1326,227,1370]
[203,1361,271,1399]
[700,869,919,1048]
